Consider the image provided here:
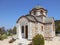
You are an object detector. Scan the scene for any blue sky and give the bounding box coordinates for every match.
[0,0,60,29]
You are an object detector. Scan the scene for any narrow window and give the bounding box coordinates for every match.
[21,26,24,33]
[41,26,43,31]
[25,25,28,38]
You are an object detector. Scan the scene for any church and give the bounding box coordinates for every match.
[16,6,55,40]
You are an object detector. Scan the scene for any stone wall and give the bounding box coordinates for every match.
[29,23,44,39]
[37,23,44,36]
[44,24,53,37]
[28,22,36,39]
[17,17,55,40]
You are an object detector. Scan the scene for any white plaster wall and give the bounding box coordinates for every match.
[16,24,19,39]
[16,23,22,39]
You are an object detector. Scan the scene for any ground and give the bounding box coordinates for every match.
[45,37,60,45]
[0,36,60,45]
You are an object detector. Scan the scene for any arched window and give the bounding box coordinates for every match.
[21,26,24,33]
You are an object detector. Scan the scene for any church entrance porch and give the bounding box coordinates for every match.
[21,25,28,39]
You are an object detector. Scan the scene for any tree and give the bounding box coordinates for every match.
[7,29,13,36]
[0,27,7,40]
[13,26,16,34]
[0,27,6,35]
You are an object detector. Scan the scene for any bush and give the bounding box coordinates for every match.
[0,36,3,40]
[2,34,7,39]
[0,34,7,40]
[32,34,45,45]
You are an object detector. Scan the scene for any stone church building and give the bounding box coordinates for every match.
[16,6,55,40]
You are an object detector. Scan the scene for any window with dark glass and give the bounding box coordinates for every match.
[21,26,24,33]
[41,26,43,31]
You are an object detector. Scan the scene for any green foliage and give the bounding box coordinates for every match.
[55,20,60,34]
[2,34,7,39]
[0,27,8,40]
[0,34,7,40]
[7,29,13,36]
[0,36,3,40]
[13,26,16,34]
[7,26,17,36]
[32,34,45,45]
[0,27,6,35]
[0,26,16,40]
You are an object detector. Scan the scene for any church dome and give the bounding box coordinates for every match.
[30,6,47,17]
[34,6,43,9]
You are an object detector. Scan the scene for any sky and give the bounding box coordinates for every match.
[0,0,60,29]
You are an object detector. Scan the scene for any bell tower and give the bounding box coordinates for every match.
[30,6,47,17]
